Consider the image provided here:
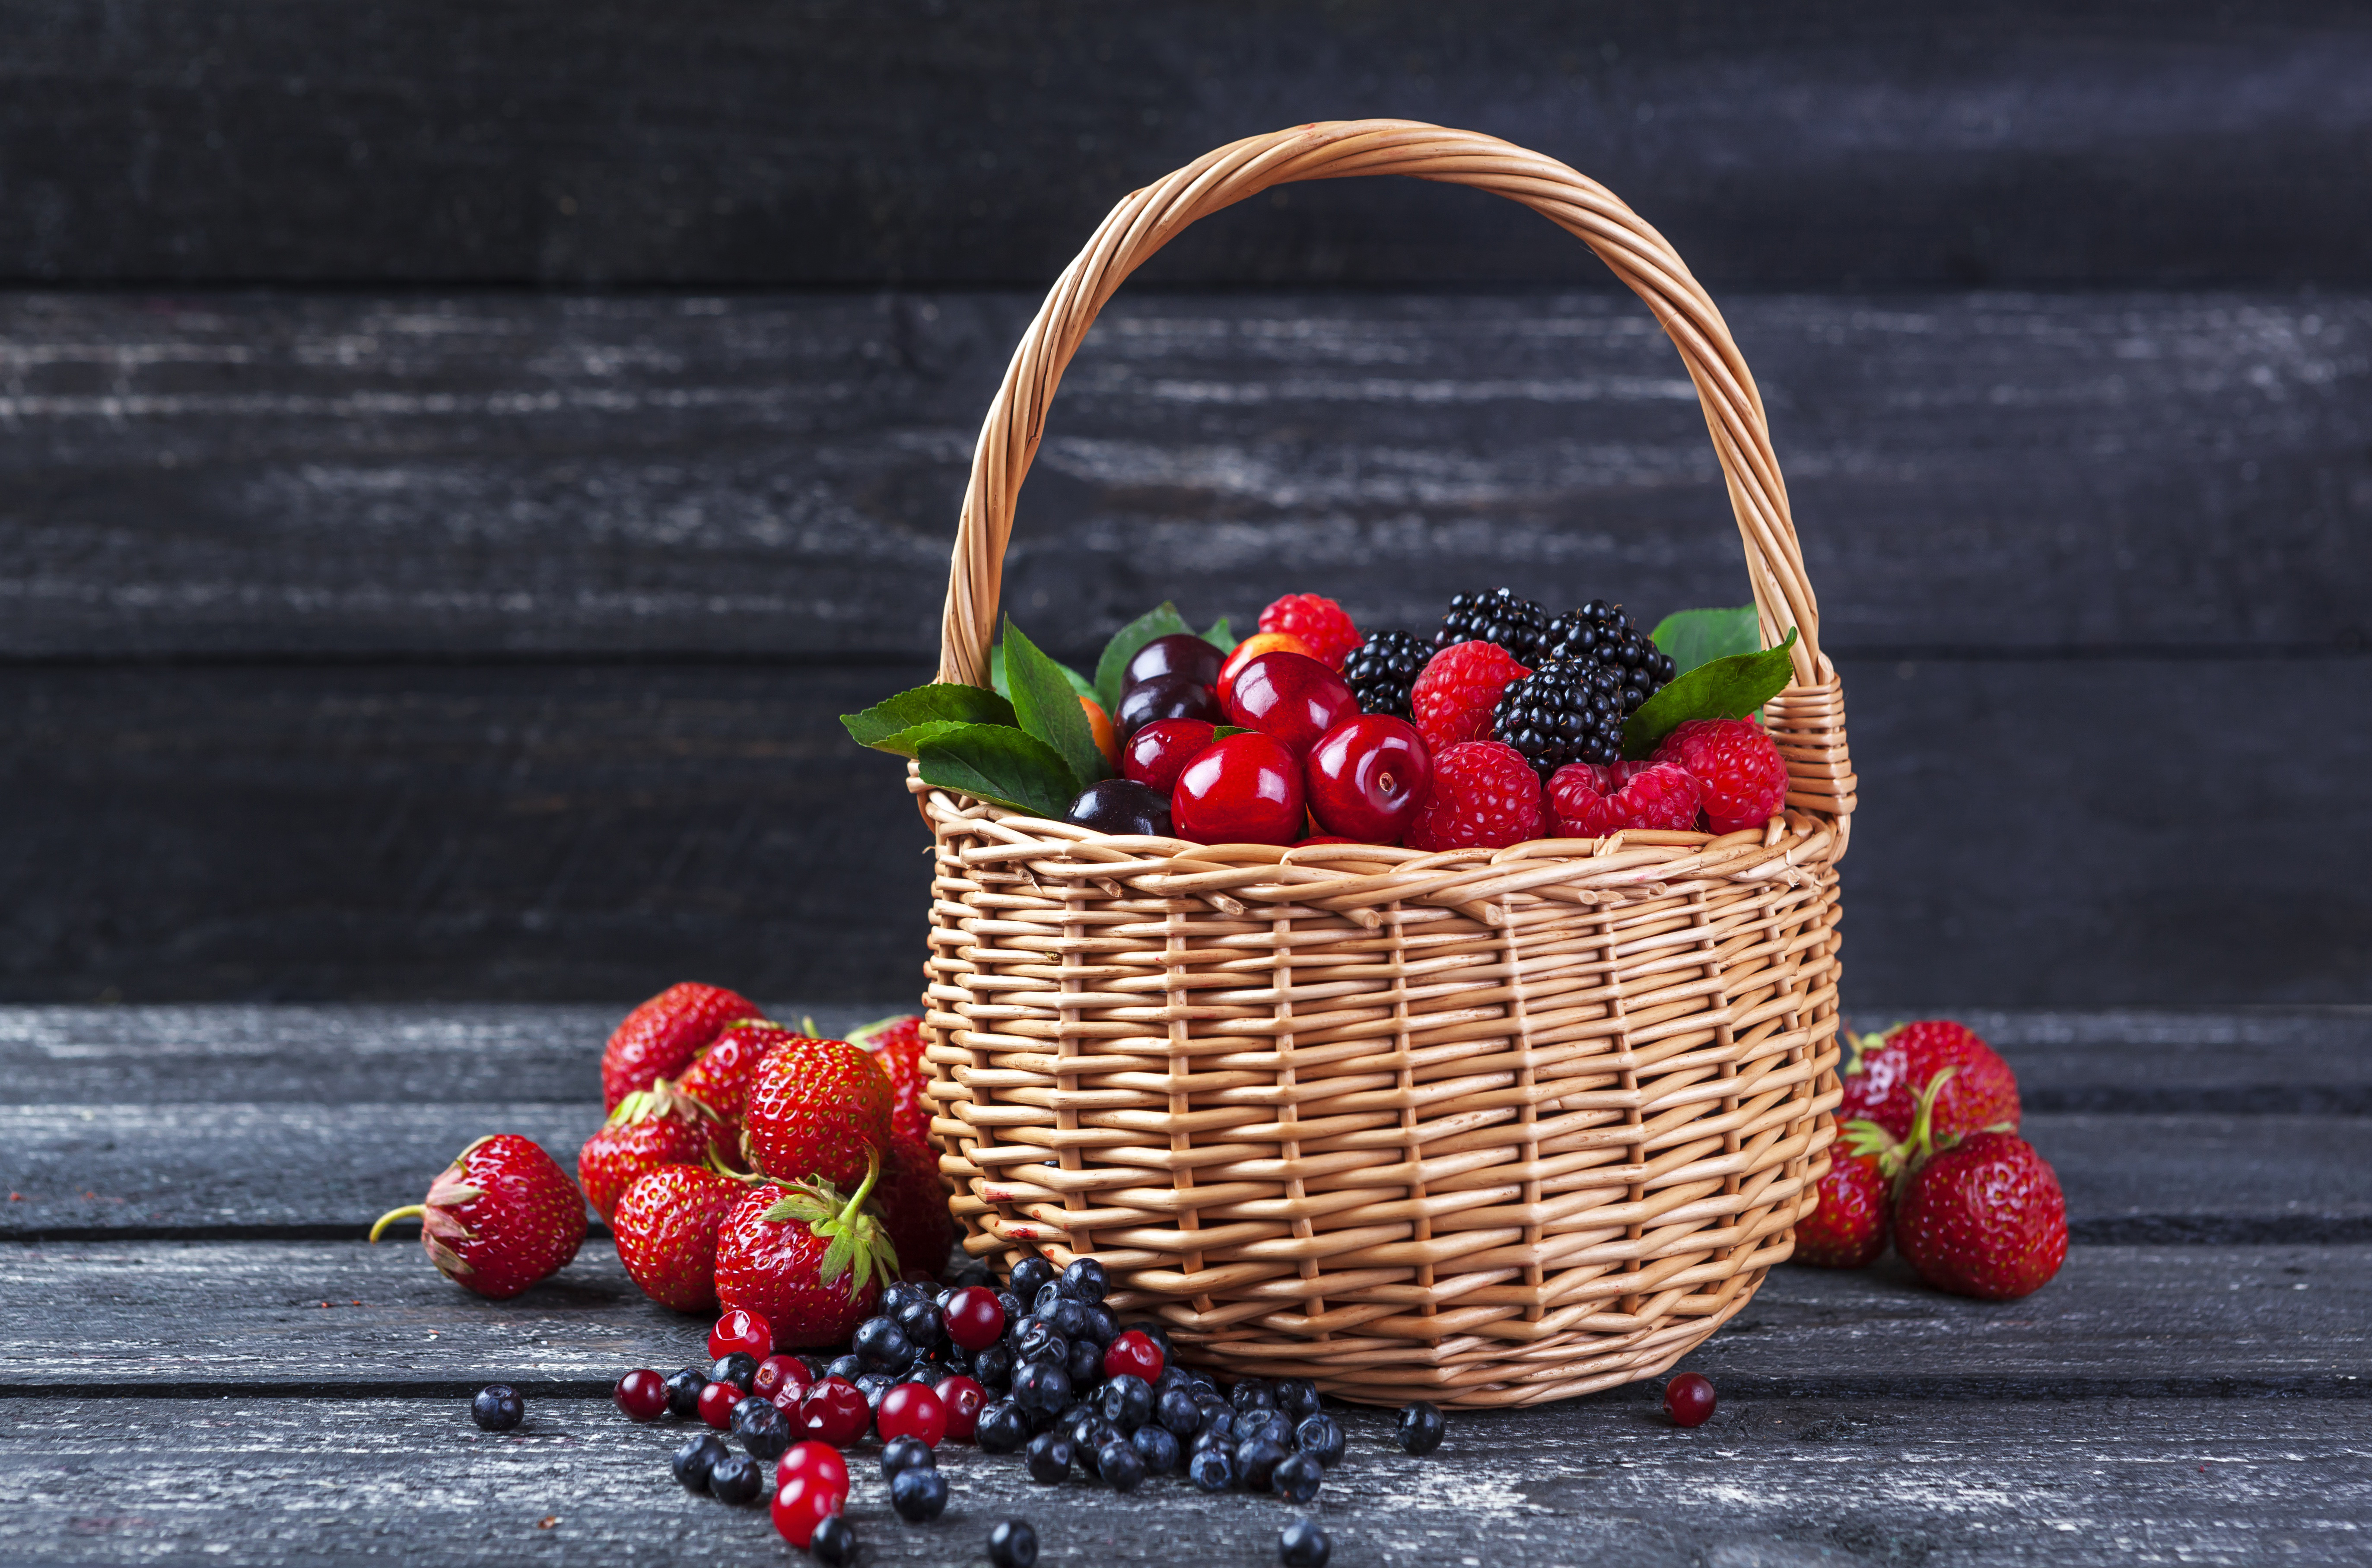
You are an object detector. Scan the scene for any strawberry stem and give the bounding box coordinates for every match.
[368,1204,424,1243]
[839,1149,883,1227]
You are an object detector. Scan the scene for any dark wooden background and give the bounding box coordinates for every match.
[3,0,2367,1006]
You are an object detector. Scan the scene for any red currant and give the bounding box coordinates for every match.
[696,1377,741,1430]
[754,1352,812,1407]
[612,1367,668,1422]
[1123,718,1219,795]
[875,1382,947,1448]
[934,1375,988,1443]
[1223,651,1359,759]
[1306,714,1432,843]
[1102,1329,1165,1384]
[1171,732,1306,846]
[796,1376,871,1447]
[775,1440,851,1503]
[1663,1372,1716,1427]
[1122,633,1225,692]
[708,1306,773,1361]
[941,1285,1008,1352]
[770,1473,843,1549]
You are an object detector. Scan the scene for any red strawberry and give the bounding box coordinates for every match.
[851,1014,932,1148]
[1839,1019,2020,1141]
[614,1164,744,1312]
[601,982,762,1111]
[1547,759,1704,836]
[1258,593,1362,669]
[1410,641,1530,751]
[876,1135,956,1282]
[369,1134,586,1299]
[1651,716,1787,834]
[577,1082,722,1222]
[1794,1133,1893,1269]
[712,1154,897,1348]
[678,1018,804,1127]
[1891,1073,2067,1300]
[742,1034,893,1191]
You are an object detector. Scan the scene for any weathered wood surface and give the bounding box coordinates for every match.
[5,1,2369,290]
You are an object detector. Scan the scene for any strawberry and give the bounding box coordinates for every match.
[602,982,763,1111]
[369,1134,587,1299]
[741,1034,893,1191]
[851,1014,932,1148]
[1793,1137,1892,1269]
[712,1153,897,1348]
[678,1018,805,1127]
[1839,1019,2020,1140]
[1890,1072,2067,1300]
[876,1135,956,1282]
[576,1082,722,1222]
[614,1164,744,1312]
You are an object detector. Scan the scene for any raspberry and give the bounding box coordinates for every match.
[1259,594,1362,669]
[1409,641,1531,751]
[1547,760,1703,837]
[1652,717,1787,833]
[1405,741,1544,851]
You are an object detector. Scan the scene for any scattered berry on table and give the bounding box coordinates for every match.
[1097,1437,1148,1492]
[891,1462,951,1522]
[976,1397,1030,1453]
[369,1133,586,1300]
[1271,1451,1324,1504]
[1410,640,1533,751]
[1306,713,1433,842]
[709,1307,775,1363]
[1098,1373,1153,1432]
[613,1164,743,1313]
[1218,631,1320,704]
[1663,1372,1717,1427]
[613,1368,668,1422]
[739,1035,894,1195]
[778,1440,851,1502]
[988,1518,1041,1568]
[710,1352,760,1393]
[732,1395,793,1460]
[600,981,761,1111]
[1235,1436,1290,1491]
[1187,1443,1237,1492]
[712,1158,897,1351]
[1230,1379,1276,1414]
[1272,1378,1321,1423]
[942,1285,1008,1352]
[671,1431,728,1491]
[706,1450,765,1504]
[1066,777,1173,836]
[1117,674,1224,740]
[1260,593,1363,669]
[1839,1020,2021,1142]
[697,1379,742,1430]
[880,1434,936,1478]
[1156,1386,1203,1436]
[1340,628,1429,718]
[1059,1257,1108,1304]
[1171,732,1306,846]
[808,1514,859,1568]
[754,1352,812,1405]
[935,1374,989,1442]
[577,1088,719,1222]
[1395,1400,1445,1455]
[1894,1123,2067,1300]
[1008,1258,1056,1301]
[1124,633,1227,693]
[1280,1516,1333,1568]
[1651,716,1787,834]
[770,1472,844,1546]
[1130,1422,1181,1474]
[1024,1430,1075,1483]
[854,1314,915,1371]
[1795,1143,1893,1269]
[1123,717,1221,795]
[1548,759,1703,836]
[1294,1413,1346,1467]
[796,1376,873,1447]
[469,1384,524,1431]
[663,1365,709,1419]
[1405,739,1545,851]
[1435,588,1550,662]
[878,1382,949,1448]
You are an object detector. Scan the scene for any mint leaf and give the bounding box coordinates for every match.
[1651,606,1763,677]
[1622,630,1798,759]
[1092,602,1194,709]
[1204,616,1238,654]
[990,642,1094,702]
[916,724,1079,818]
[1005,618,1110,786]
[842,684,1016,751]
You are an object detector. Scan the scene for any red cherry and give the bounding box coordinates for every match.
[1218,631,1320,703]
[770,1474,844,1549]
[1171,732,1306,846]
[1663,1372,1716,1427]
[875,1382,948,1448]
[1306,714,1432,843]
[753,1353,812,1406]
[795,1375,871,1447]
[934,1375,989,1442]
[696,1377,741,1430]
[1123,718,1220,795]
[1102,1329,1165,1384]
[613,1367,668,1422]
[708,1306,773,1361]
[1224,651,1359,759]
[941,1285,1008,1352]
[775,1440,851,1502]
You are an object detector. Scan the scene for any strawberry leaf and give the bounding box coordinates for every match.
[1650,606,1762,676]
[916,725,1079,819]
[1621,630,1798,760]
[843,684,1017,751]
[1004,618,1110,786]
[1092,602,1193,709]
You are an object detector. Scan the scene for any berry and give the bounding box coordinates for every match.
[1225,652,1360,759]
[1131,1422,1181,1474]
[740,1035,893,1194]
[754,1353,812,1405]
[849,1014,933,1148]
[601,981,762,1111]
[711,1353,760,1393]
[710,1307,775,1363]
[1172,732,1306,846]
[1122,717,1219,795]
[1218,631,1320,703]
[988,1519,1040,1568]
[1795,1144,1892,1269]
[1272,1450,1323,1503]
[1012,1358,1072,1415]
[576,1085,720,1222]
[1098,1373,1154,1432]
[1059,1256,1108,1303]
[1663,1371,1716,1427]
[1340,628,1429,718]
[663,1366,708,1418]
[1157,1387,1202,1436]
[613,1368,667,1422]
[1410,640,1533,751]
[854,1372,894,1414]
[1116,674,1222,739]
[1306,714,1432,842]
[1840,1020,2022,1142]
[672,1431,728,1491]
[1187,1444,1236,1491]
[1230,1379,1276,1413]
[613,1164,743,1312]
[878,1382,948,1448]
[1435,587,1550,660]
[1101,1329,1163,1384]
[676,1018,802,1129]
[1235,1436,1289,1491]
[770,1473,844,1547]
[809,1515,859,1568]
[470,1384,523,1432]
[714,1161,897,1348]
[973,1342,1016,1393]
[1007,1257,1056,1301]
[1067,777,1173,836]
[697,1379,742,1430]
[1097,1437,1147,1492]
[369,1134,586,1301]
[976,1398,1030,1453]
[1273,1378,1321,1422]
[1405,740,1545,851]
[1547,759,1703,836]
[1492,661,1630,778]
[935,1375,989,1442]
[707,1451,765,1504]
[1395,1400,1444,1455]
[778,1440,852,1502]
[1259,593,1362,668]
[1123,633,1226,691]
[897,1295,944,1349]
[1894,1112,2067,1300]
[944,1285,1008,1352]
[1651,717,1788,834]
[1024,1430,1074,1483]
[732,1395,794,1461]
[880,1434,936,1477]
[1280,1517,1332,1568]
[1240,1409,1293,1450]
[1294,1413,1345,1466]
[1065,1336,1106,1390]
[795,1376,872,1447]
[891,1463,951,1521]
[1536,598,1675,714]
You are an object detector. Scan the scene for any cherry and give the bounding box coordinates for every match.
[1663,1371,1716,1427]
[1306,715,1432,843]
[1116,674,1222,739]
[1224,652,1359,760]
[1066,778,1172,836]
[1171,732,1306,846]
[1123,718,1219,795]
[876,1382,948,1448]
[770,1473,844,1549]
[613,1367,668,1422]
[1102,1329,1165,1385]
[709,1307,773,1361]
[796,1375,872,1447]
[1122,633,1224,692]
[942,1285,1008,1352]
[1217,631,1318,704]
[776,1440,851,1503]
[754,1353,812,1406]
[697,1378,741,1430]
[935,1374,989,1442]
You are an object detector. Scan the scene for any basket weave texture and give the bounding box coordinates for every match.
[911,122,1854,1407]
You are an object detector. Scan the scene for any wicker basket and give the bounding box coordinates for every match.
[909,121,1855,1407]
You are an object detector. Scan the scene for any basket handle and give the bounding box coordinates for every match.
[936,119,1824,690]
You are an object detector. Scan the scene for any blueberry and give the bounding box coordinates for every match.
[995,1289,1027,1330]
[470,1384,524,1432]
[988,1518,1040,1568]
[881,1435,937,1478]
[1280,1517,1332,1568]
[1272,1451,1323,1504]
[1008,1257,1056,1302]
[1059,1258,1110,1305]
[898,1296,945,1350]
[1097,1437,1146,1492]
[662,1366,707,1419]
[977,1397,1030,1454]
[1012,1358,1072,1415]
[973,1342,1016,1393]
[1396,1400,1445,1456]
[1065,1337,1105,1390]
[1187,1444,1237,1492]
[1241,1410,1293,1450]
[1024,1430,1074,1484]
[1078,1304,1118,1347]
[810,1514,858,1568]
[1274,1378,1322,1423]
[891,1464,951,1522]
[1069,1415,1118,1474]
[671,1431,728,1491]
[1131,1423,1181,1475]
[706,1450,764,1505]
[1015,1318,1068,1367]
[730,1396,792,1461]
[954,1260,995,1290]
[1190,1423,1234,1458]
[854,1371,894,1414]
[826,1353,865,1382]
[878,1280,928,1319]
[709,1353,758,1393]
[854,1316,914,1371]
[1236,1436,1289,1491]
[797,1353,832,1382]
[1231,1378,1276,1414]
[1154,1364,1195,1397]
[1157,1387,1203,1437]
[1295,1413,1346,1467]
[1098,1373,1153,1432]
[1196,1405,1237,1444]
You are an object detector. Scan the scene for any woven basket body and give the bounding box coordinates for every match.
[912,122,1855,1406]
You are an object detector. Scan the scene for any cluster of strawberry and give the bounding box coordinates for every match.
[1797,1020,2069,1300]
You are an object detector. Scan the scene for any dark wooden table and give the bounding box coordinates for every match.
[2,1003,2366,1565]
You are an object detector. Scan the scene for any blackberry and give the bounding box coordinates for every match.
[1492,661,1628,778]
[1339,630,1428,718]
[1540,599,1678,693]
[1435,588,1551,662]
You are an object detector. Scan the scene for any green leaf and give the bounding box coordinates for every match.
[1204,616,1238,654]
[990,642,1095,702]
[841,683,1016,751]
[1211,725,1250,740]
[1004,618,1110,786]
[855,719,976,760]
[1650,606,1764,677]
[1622,630,1799,759]
[1093,602,1193,709]
[916,724,1080,819]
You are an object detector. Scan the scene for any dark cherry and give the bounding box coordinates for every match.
[1123,717,1219,795]
[1116,673,1223,739]
[614,1368,668,1422]
[471,1384,524,1432]
[1124,633,1226,692]
[1172,732,1305,846]
[1066,778,1172,836]
[1223,652,1359,760]
[1663,1371,1717,1427]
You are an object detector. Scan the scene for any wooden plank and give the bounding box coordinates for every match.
[0,1241,2363,1397]
[3,290,2365,656]
[4,2,2369,289]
